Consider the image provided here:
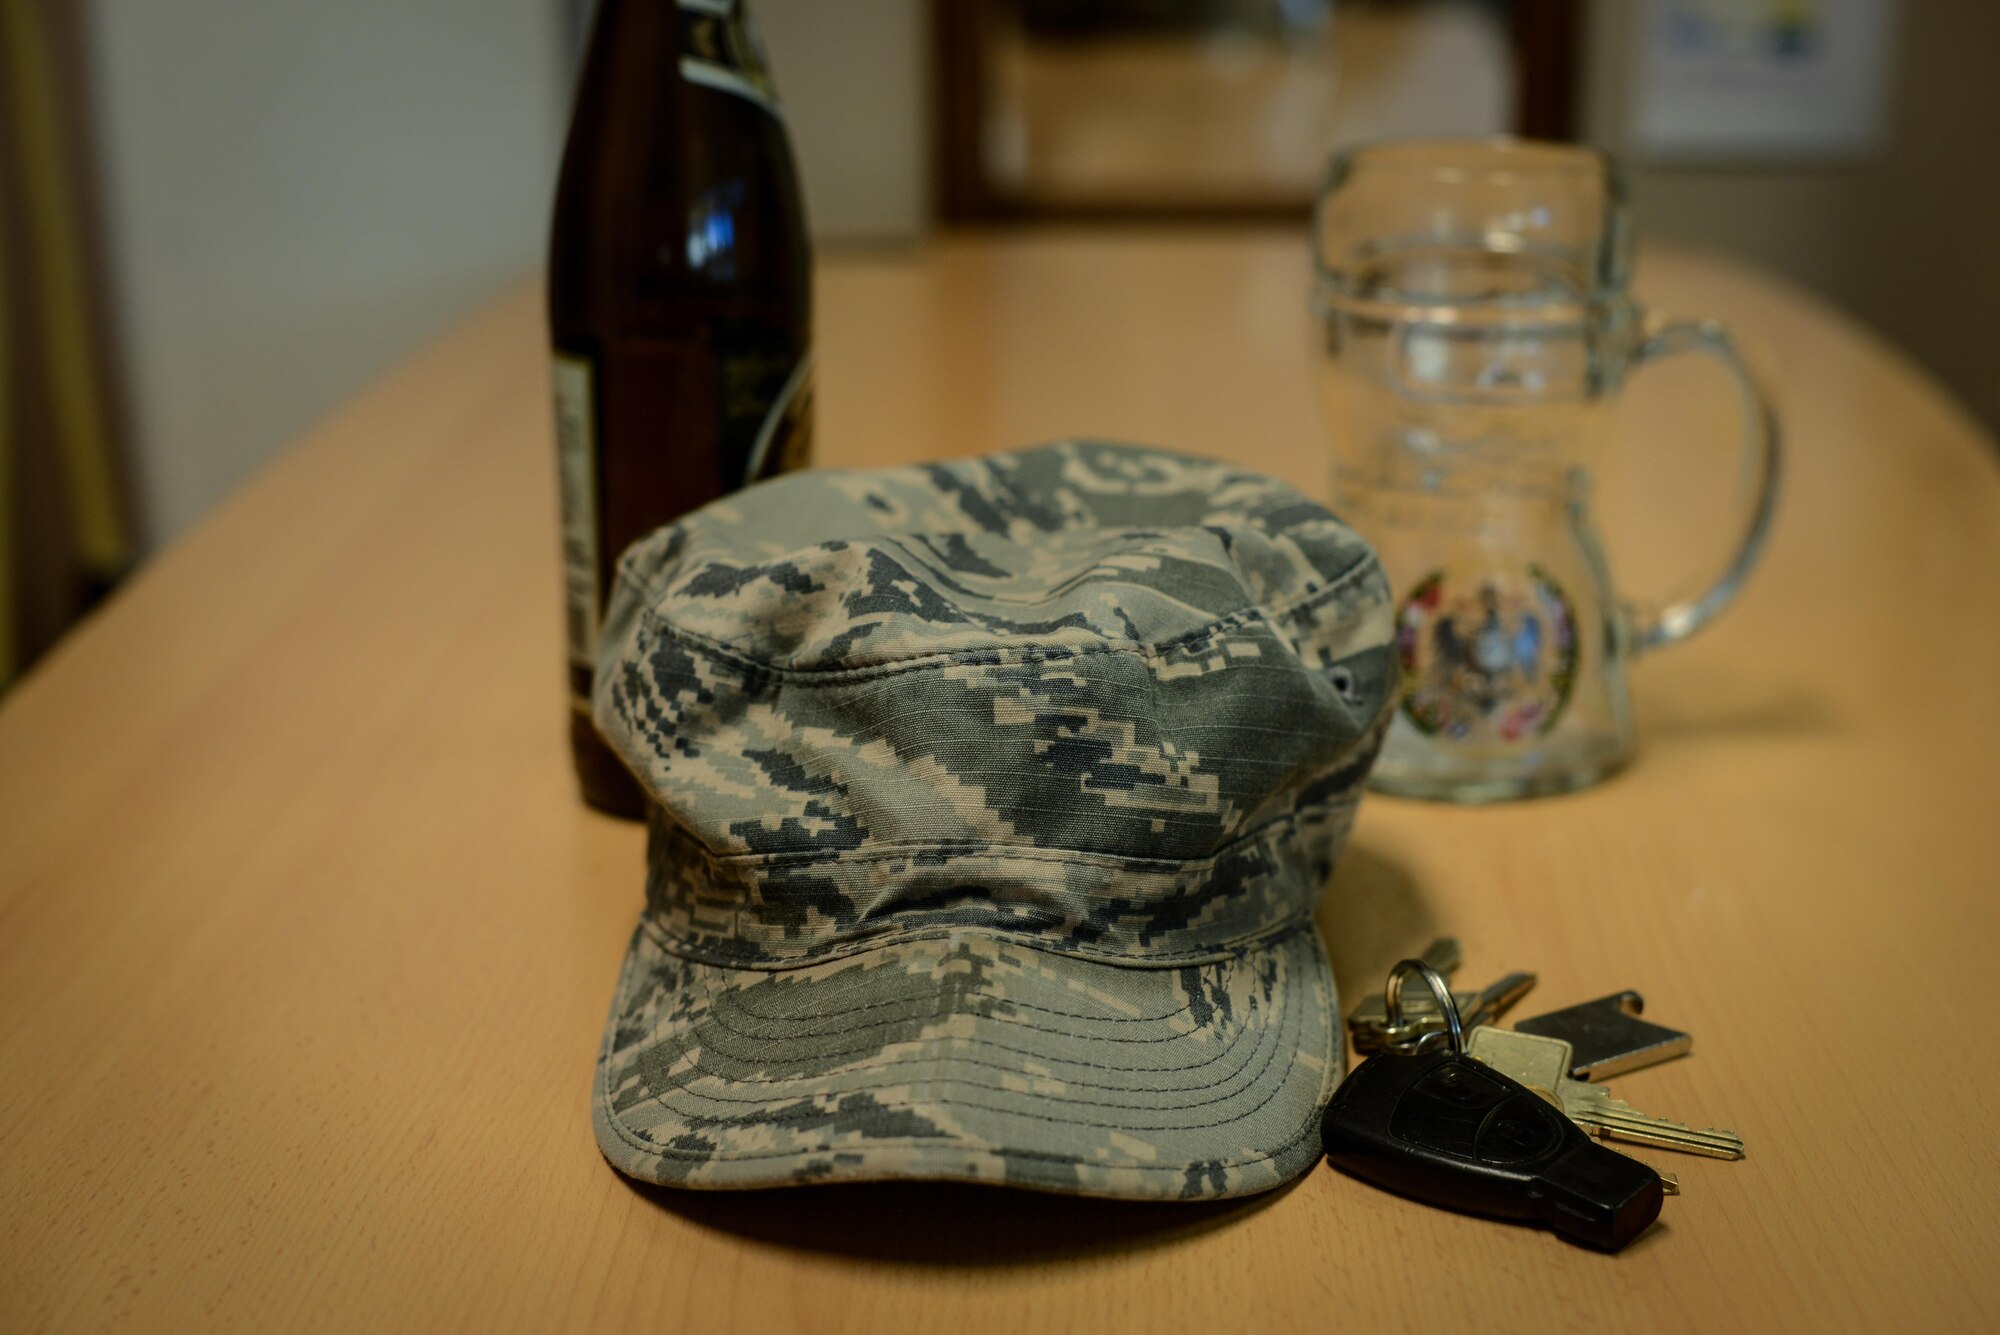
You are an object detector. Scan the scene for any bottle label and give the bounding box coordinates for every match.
[551,353,601,675]
[677,0,782,117]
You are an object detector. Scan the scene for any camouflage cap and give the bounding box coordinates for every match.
[591,440,1395,1199]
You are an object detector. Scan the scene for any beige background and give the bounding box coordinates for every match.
[84,0,570,548]
[82,0,926,556]
[1578,0,2000,437]
[75,0,1998,560]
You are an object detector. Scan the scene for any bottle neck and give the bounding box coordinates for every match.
[586,0,779,111]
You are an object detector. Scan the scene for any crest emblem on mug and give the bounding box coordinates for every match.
[1396,567,1578,743]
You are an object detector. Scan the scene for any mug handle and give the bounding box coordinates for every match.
[1621,314,1782,655]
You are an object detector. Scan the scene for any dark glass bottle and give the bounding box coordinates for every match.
[548,0,813,817]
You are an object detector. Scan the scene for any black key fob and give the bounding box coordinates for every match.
[1321,1047,1664,1251]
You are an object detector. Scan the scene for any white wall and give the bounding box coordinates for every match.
[87,0,570,547]
[756,0,930,244]
[1578,0,2000,436]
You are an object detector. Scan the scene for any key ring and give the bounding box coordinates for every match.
[1383,958,1465,1055]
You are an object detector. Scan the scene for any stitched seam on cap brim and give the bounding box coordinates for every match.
[597,936,1330,1174]
[597,923,1334,1175]
[672,954,1280,1112]
[638,931,1251,1064]
[622,540,1382,680]
[699,929,1338,1083]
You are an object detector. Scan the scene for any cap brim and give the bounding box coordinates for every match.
[593,924,1339,1200]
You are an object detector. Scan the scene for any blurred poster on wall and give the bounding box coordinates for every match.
[1633,0,1896,161]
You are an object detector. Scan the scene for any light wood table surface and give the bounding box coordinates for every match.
[3,231,1996,1333]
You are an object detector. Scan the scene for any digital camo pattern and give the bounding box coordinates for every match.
[591,441,1394,1196]
[597,924,1337,1197]
[596,441,1396,966]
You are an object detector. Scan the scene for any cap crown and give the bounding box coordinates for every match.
[596,442,1395,967]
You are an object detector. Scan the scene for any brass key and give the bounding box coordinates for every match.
[1465,1026,1746,1161]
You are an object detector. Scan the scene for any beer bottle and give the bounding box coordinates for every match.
[548,0,813,817]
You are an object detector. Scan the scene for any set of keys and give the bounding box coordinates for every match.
[1322,943,1745,1251]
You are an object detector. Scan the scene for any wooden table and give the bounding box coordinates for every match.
[3,232,1996,1332]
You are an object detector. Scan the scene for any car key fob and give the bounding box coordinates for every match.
[1321,1045,1664,1251]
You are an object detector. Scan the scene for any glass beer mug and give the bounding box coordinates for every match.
[1314,140,1779,801]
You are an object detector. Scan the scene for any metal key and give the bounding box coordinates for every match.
[1347,937,1458,1043]
[1466,1027,1746,1161]
[1348,938,1536,1054]
[1352,970,1537,1054]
